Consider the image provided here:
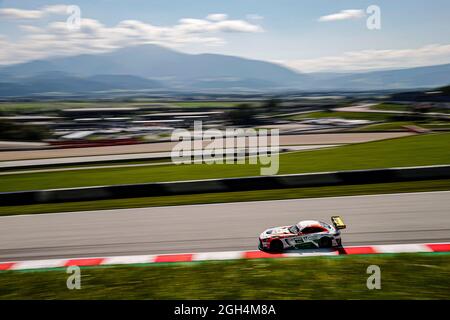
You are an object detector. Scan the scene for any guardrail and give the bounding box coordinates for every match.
[1,165,449,206]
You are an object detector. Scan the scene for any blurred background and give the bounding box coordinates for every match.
[0,0,449,300]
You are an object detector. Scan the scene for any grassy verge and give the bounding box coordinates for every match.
[290,111,395,121]
[0,179,449,216]
[1,253,449,299]
[350,121,413,131]
[372,103,450,114]
[351,121,450,132]
[0,102,92,113]
[0,157,172,174]
[173,101,245,108]
[0,101,250,113]
[422,121,450,130]
[1,133,449,192]
[371,103,411,112]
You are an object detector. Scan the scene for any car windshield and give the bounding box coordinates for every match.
[320,222,333,230]
[288,225,299,233]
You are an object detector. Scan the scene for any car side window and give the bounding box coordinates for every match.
[302,227,325,234]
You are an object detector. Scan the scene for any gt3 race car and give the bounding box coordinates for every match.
[258,216,346,252]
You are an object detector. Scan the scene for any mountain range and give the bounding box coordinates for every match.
[0,44,449,97]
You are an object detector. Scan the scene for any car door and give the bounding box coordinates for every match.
[298,226,328,246]
[289,227,315,247]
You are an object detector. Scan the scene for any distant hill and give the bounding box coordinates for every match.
[0,44,450,96]
[0,44,306,87]
[389,85,450,102]
[0,72,164,96]
[315,64,450,90]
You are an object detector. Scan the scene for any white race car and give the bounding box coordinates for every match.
[258,216,346,252]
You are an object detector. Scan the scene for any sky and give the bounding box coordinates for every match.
[0,0,449,73]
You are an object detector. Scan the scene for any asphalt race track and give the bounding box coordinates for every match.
[0,132,412,161]
[0,191,449,261]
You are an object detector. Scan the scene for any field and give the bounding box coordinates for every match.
[350,121,450,132]
[1,133,449,192]
[290,111,395,121]
[0,100,246,113]
[1,253,449,299]
[0,102,93,113]
[372,103,450,114]
[371,103,412,112]
[173,101,247,108]
[289,108,450,131]
[0,157,171,174]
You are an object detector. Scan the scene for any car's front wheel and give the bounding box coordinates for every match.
[318,237,332,248]
[258,241,266,251]
[269,239,284,252]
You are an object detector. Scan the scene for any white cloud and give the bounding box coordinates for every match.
[0,8,44,19]
[318,9,365,22]
[176,17,262,33]
[214,20,262,33]
[279,44,450,73]
[0,5,70,19]
[206,13,228,22]
[42,5,71,15]
[19,25,45,33]
[0,6,263,65]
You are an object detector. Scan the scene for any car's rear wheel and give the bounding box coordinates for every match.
[318,237,332,248]
[269,239,284,252]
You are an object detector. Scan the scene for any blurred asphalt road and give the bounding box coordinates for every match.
[0,132,412,161]
[0,191,449,261]
[0,144,338,171]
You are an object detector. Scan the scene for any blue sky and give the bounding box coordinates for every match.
[1,0,449,72]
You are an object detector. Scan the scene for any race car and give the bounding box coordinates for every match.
[258,216,346,252]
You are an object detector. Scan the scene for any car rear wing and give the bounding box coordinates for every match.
[331,216,346,230]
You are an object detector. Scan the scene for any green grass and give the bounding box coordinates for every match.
[351,121,450,132]
[0,102,96,113]
[1,133,449,192]
[0,157,171,174]
[350,121,414,131]
[0,179,449,216]
[372,103,450,114]
[173,101,248,108]
[291,111,395,121]
[0,101,246,113]
[1,253,449,299]
[422,121,450,130]
[372,103,411,112]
